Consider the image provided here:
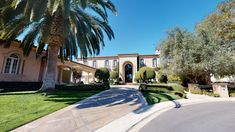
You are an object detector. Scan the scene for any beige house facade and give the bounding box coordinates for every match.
[0,40,160,84]
[0,41,96,84]
[78,53,160,83]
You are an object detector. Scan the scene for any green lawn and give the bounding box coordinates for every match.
[141,83,186,105]
[0,90,102,131]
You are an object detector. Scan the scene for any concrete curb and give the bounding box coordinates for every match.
[95,97,235,132]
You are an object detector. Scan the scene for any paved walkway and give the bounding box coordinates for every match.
[13,86,147,132]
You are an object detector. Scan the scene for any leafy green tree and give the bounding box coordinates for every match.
[197,0,235,44]
[0,0,117,91]
[160,27,235,85]
[95,67,110,82]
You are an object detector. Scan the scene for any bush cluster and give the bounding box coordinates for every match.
[159,75,168,83]
[95,67,110,82]
[135,67,156,83]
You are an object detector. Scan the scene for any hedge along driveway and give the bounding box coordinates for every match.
[0,90,102,131]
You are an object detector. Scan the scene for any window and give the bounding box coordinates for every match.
[139,59,145,67]
[84,61,88,65]
[4,54,20,74]
[152,58,157,67]
[92,60,97,68]
[104,60,109,68]
[113,60,118,69]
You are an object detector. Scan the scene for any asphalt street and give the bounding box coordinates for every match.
[140,102,235,132]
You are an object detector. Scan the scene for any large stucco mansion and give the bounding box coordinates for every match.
[0,40,160,84]
[78,53,160,83]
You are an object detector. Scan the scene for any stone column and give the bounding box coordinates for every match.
[213,83,229,98]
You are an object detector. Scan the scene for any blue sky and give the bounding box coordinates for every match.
[96,0,223,56]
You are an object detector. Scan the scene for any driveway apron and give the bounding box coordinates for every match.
[13,86,147,132]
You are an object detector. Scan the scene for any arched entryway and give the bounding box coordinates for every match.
[124,64,133,82]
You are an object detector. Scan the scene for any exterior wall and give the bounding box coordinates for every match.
[78,54,160,83]
[0,41,159,84]
[118,56,138,83]
[0,43,42,82]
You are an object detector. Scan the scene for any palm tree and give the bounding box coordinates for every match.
[0,0,117,91]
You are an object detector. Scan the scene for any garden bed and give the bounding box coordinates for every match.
[140,83,186,105]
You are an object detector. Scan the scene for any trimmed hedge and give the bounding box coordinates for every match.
[0,82,110,92]
[188,84,220,97]
[0,82,42,92]
[139,84,173,91]
[55,83,110,91]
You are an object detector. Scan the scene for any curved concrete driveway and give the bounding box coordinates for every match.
[14,86,147,132]
[140,102,235,132]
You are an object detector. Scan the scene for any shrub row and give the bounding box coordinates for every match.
[140,83,186,98]
[0,82,42,92]
[0,82,110,92]
[188,84,220,97]
[139,83,173,91]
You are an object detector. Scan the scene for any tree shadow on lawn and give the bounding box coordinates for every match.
[44,90,103,105]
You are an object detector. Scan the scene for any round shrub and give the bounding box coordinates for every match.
[159,75,168,83]
[95,67,110,82]
[134,72,141,83]
[138,67,156,83]
[110,71,119,80]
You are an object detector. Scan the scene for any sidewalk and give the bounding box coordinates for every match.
[96,93,235,132]
[13,86,147,132]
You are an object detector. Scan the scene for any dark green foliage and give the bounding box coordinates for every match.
[110,71,118,80]
[0,82,42,92]
[0,0,117,58]
[141,83,186,105]
[159,75,168,83]
[136,67,156,83]
[95,67,110,81]
[134,72,141,83]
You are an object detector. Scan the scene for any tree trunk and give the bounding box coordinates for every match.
[39,9,64,92]
[39,45,59,92]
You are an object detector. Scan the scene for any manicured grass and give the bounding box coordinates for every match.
[141,83,186,105]
[0,90,102,131]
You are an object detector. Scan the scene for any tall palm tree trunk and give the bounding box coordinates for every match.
[39,9,64,92]
[39,44,59,92]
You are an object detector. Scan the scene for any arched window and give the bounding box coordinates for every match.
[104,60,109,68]
[152,58,157,67]
[4,54,20,74]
